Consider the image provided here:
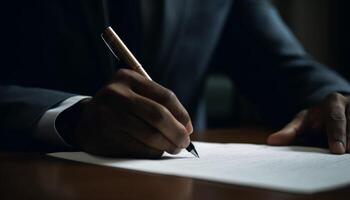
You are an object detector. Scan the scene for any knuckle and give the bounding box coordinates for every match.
[116,68,130,77]
[162,89,176,104]
[99,84,133,107]
[329,111,346,121]
[114,69,134,82]
[105,84,125,97]
[177,111,191,126]
[140,78,154,91]
[104,84,118,94]
[149,106,167,125]
[143,78,153,85]
[96,85,118,100]
[326,92,344,102]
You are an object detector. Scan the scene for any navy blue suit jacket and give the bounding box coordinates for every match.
[1,0,349,150]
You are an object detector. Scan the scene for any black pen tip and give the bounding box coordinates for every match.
[190,149,200,158]
[190,148,199,158]
[186,142,199,158]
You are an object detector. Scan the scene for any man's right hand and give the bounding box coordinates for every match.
[72,69,193,158]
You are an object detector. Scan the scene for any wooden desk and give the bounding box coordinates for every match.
[0,129,349,200]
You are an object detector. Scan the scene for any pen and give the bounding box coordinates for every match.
[101,26,199,158]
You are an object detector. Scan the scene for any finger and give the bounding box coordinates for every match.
[130,92,190,148]
[325,93,347,154]
[98,83,190,149]
[267,110,307,145]
[112,111,182,155]
[132,80,193,133]
[113,69,193,133]
[108,131,164,159]
[82,122,163,159]
[346,104,350,153]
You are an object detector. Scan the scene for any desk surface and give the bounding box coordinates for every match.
[0,128,349,200]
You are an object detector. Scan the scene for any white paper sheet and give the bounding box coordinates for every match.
[48,142,350,194]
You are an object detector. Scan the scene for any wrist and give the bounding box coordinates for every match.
[56,98,90,148]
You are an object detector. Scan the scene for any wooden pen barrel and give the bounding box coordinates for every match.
[101,26,152,80]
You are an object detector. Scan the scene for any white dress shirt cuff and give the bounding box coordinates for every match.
[35,95,92,148]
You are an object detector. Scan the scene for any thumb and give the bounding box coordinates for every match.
[267,110,307,145]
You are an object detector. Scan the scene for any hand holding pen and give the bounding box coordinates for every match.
[101,27,199,157]
[60,27,198,158]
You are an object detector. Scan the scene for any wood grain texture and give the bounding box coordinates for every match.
[0,128,349,200]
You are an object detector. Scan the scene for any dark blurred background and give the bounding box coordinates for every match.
[205,0,349,128]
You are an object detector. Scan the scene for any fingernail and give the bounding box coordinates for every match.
[183,137,191,148]
[185,122,193,134]
[332,141,345,154]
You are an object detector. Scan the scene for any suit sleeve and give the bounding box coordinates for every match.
[214,0,350,127]
[35,95,91,148]
[0,85,76,151]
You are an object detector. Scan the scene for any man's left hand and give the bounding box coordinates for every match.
[267,92,350,154]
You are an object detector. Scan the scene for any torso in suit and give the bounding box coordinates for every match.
[0,0,349,150]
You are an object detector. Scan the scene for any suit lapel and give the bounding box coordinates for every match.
[77,0,233,105]
[153,0,187,82]
[79,0,115,80]
[158,0,233,106]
